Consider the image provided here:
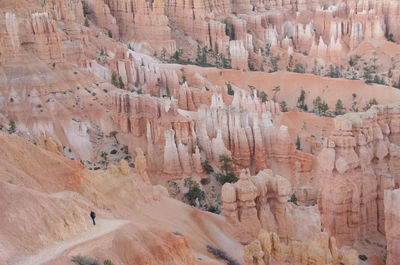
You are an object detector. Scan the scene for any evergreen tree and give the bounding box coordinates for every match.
[335,99,345,115]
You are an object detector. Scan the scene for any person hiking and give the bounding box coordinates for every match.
[90,211,96,225]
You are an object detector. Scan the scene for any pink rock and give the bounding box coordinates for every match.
[384,189,400,265]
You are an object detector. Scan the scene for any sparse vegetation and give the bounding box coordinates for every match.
[184,178,204,206]
[109,131,118,143]
[227,82,234,96]
[84,17,90,27]
[103,260,115,265]
[207,205,221,214]
[8,120,16,134]
[118,76,125,89]
[206,245,241,265]
[363,98,378,111]
[296,136,301,150]
[111,72,119,87]
[269,55,280,72]
[71,255,100,265]
[280,101,288,112]
[216,155,237,185]
[326,64,341,78]
[202,160,213,174]
[348,55,361,67]
[200,178,210,185]
[259,91,268,103]
[334,99,345,115]
[288,193,298,205]
[297,89,308,111]
[81,0,90,15]
[313,96,329,116]
[107,29,112,38]
[272,85,280,102]
[294,63,306,73]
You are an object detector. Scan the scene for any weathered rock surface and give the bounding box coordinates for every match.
[318,104,400,246]
[244,229,358,265]
[222,169,320,244]
[384,189,400,265]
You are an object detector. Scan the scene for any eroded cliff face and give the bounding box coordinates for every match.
[318,104,400,246]
[111,87,314,190]
[222,169,320,245]
[384,189,400,265]
[243,229,358,265]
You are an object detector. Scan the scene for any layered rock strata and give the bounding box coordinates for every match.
[244,229,358,265]
[222,169,320,244]
[318,104,400,246]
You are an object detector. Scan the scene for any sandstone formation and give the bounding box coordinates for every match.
[318,104,400,245]
[244,229,358,265]
[112,88,313,187]
[384,189,400,265]
[222,169,320,244]
[86,0,176,54]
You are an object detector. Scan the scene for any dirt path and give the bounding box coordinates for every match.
[10,219,129,265]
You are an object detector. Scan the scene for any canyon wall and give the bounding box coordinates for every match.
[112,88,314,189]
[222,169,320,244]
[384,188,400,265]
[318,104,400,246]
[243,229,358,265]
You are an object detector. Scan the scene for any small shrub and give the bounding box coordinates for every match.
[227,82,234,96]
[207,205,221,214]
[216,172,238,185]
[202,160,214,174]
[71,255,100,265]
[8,120,16,133]
[184,178,204,206]
[122,145,129,154]
[111,72,119,87]
[297,89,307,111]
[259,91,268,103]
[270,55,280,72]
[110,149,117,155]
[107,29,112,38]
[363,98,378,111]
[84,18,90,27]
[200,178,210,185]
[168,181,180,195]
[206,245,241,265]
[296,136,301,150]
[103,260,114,265]
[288,194,298,205]
[81,0,90,15]
[335,99,345,115]
[280,101,288,112]
[359,254,368,261]
[294,63,305,73]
